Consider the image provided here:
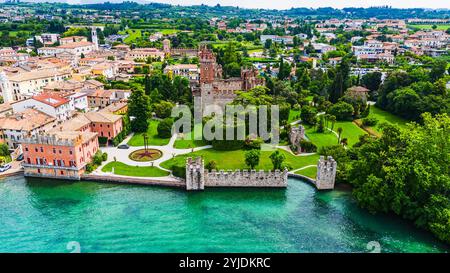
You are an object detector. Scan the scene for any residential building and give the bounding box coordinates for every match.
[11,92,72,121]
[163,64,200,81]
[0,68,71,102]
[0,108,55,149]
[21,130,99,179]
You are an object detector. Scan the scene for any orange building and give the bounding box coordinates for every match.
[21,131,99,179]
[50,111,123,142]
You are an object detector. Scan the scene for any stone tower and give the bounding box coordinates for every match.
[199,44,221,84]
[162,39,171,54]
[289,125,305,154]
[316,156,337,190]
[185,157,205,191]
[91,27,99,51]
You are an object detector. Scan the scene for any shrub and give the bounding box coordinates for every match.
[0,143,10,156]
[98,136,108,145]
[205,160,217,171]
[153,101,174,119]
[362,117,378,127]
[212,139,244,150]
[300,140,317,153]
[85,163,94,173]
[171,165,186,178]
[157,118,174,138]
[102,152,108,161]
[243,137,263,150]
[93,151,103,166]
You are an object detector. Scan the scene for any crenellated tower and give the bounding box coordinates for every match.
[186,157,205,190]
[316,156,337,190]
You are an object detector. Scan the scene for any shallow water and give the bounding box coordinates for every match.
[0,175,447,253]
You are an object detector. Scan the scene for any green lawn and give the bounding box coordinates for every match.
[330,121,367,147]
[366,106,408,133]
[305,126,339,149]
[160,148,320,172]
[128,120,171,146]
[288,109,301,124]
[158,29,180,35]
[408,24,450,30]
[174,129,209,149]
[101,161,169,177]
[295,166,317,179]
[306,118,367,148]
[119,29,142,44]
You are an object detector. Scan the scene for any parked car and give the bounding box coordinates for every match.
[0,164,11,172]
[117,144,130,149]
[16,154,24,161]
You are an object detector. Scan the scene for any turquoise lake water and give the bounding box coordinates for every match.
[0,175,448,253]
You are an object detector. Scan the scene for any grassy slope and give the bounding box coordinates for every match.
[295,166,317,179]
[332,121,367,147]
[160,148,319,171]
[102,162,169,177]
[366,106,409,133]
[128,120,171,146]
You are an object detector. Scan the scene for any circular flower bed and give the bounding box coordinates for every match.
[129,149,163,162]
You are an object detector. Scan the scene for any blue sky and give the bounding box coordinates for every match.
[54,1,450,9]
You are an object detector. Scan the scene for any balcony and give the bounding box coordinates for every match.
[21,163,80,171]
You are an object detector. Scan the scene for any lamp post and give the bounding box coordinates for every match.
[143,133,148,154]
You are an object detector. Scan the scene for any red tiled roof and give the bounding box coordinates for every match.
[32,92,69,107]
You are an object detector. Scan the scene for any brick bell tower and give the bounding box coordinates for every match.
[199,44,217,84]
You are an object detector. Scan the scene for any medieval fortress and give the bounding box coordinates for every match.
[185,155,337,191]
[193,45,265,112]
[289,124,306,154]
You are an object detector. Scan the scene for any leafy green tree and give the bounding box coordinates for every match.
[157,118,174,138]
[245,149,261,170]
[361,72,382,93]
[349,114,450,244]
[153,101,174,119]
[269,150,285,170]
[300,105,318,125]
[128,88,151,132]
[328,101,354,121]
[337,127,343,144]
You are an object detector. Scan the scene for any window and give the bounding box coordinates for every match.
[40,147,43,152]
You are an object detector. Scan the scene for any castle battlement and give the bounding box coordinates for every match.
[289,125,305,154]
[185,157,288,190]
[316,156,337,190]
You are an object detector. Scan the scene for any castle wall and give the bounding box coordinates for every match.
[185,157,288,190]
[205,169,288,188]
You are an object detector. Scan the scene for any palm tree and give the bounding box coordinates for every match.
[337,127,343,144]
[330,115,336,131]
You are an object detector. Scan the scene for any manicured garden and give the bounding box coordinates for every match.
[101,161,169,177]
[160,148,320,173]
[128,120,171,146]
[328,121,367,147]
[305,126,339,149]
[129,149,163,162]
[365,106,408,133]
[173,130,209,149]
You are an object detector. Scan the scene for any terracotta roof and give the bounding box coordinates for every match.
[347,86,370,93]
[0,108,55,131]
[50,114,91,132]
[32,92,70,107]
[85,111,122,123]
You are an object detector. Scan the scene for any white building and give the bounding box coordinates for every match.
[11,93,73,121]
[163,64,200,81]
[0,69,71,103]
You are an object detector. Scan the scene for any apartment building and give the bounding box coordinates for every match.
[163,64,200,81]
[21,130,99,179]
[0,108,55,149]
[0,68,71,102]
[11,92,73,121]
